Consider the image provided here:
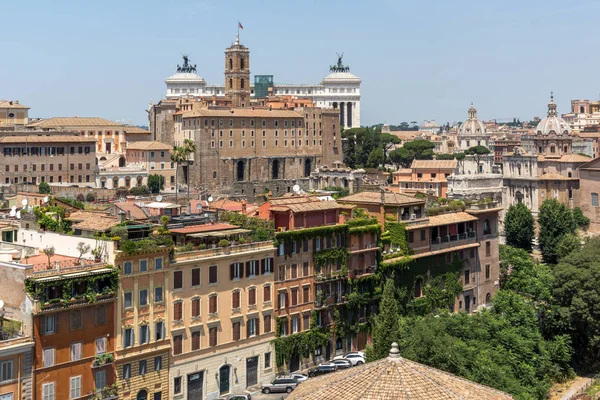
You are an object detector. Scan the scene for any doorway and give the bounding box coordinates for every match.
[187,371,204,400]
[246,356,258,387]
[219,365,231,395]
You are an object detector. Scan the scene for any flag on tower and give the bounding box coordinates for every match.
[238,21,244,30]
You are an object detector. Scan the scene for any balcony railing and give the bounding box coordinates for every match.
[29,259,104,275]
[430,231,476,251]
[173,241,273,263]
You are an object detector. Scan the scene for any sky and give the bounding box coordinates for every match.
[2,0,600,127]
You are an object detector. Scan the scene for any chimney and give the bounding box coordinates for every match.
[15,100,19,105]
[126,195,135,203]
[380,187,386,205]
[241,200,247,214]
[119,211,127,223]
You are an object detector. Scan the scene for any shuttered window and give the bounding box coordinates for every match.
[173,335,182,355]
[232,291,240,309]
[191,298,200,318]
[264,285,271,302]
[248,288,256,306]
[209,266,217,284]
[264,315,272,333]
[174,302,183,321]
[209,327,217,347]
[209,295,217,314]
[191,331,200,351]
[191,268,200,287]
[70,310,82,330]
[233,321,241,341]
[174,271,183,290]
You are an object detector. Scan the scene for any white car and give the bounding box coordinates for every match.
[290,373,308,382]
[334,352,365,366]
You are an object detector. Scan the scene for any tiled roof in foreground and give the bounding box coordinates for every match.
[288,343,513,400]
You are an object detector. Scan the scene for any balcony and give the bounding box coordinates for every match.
[350,265,376,279]
[349,242,380,254]
[173,241,273,263]
[430,231,476,251]
[92,352,115,368]
[90,384,119,400]
[314,292,347,309]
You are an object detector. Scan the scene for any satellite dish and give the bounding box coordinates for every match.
[43,196,49,203]
[9,209,15,217]
[196,203,203,210]
[207,196,213,202]
[293,184,300,193]
[21,199,28,206]
[156,195,163,202]
[16,211,21,219]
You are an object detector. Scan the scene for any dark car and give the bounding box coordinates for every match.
[308,364,338,378]
[261,376,298,394]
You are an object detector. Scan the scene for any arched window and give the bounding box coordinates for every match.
[414,278,422,298]
[304,158,312,177]
[272,160,279,180]
[136,390,148,400]
[112,177,119,189]
[241,78,245,89]
[137,176,143,186]
[229,78,233,90]
[124,176,131,188]
[516,191,523,204]
[483,219,491,235]
[240,57,245,70]
[485,293,491,305]
[119,156,126,167]
[229,58,233,70]
[568,171,572,178]
[236,160,244,182]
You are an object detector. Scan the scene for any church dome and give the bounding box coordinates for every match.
[535,94,571,136]
[458,103,487,136]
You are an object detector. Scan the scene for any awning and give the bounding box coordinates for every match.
[188,228,251,238]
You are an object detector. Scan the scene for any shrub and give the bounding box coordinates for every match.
[86,192,96,202]
[76,193,85,202]
[218,239,230,248]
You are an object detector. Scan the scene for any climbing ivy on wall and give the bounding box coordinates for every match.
[274,224,349,245]
[273,311,330,367]
[381,221,409,254]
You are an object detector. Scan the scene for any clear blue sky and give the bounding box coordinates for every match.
[2,0,599,127]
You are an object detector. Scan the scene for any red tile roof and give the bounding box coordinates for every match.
[170,223,238,234]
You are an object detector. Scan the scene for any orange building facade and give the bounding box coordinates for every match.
[393,159,458,198]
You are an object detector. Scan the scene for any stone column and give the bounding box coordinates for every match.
[347,102,353,128]
[340,102,345,127]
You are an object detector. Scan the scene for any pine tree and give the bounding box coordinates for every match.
[366,278,400,361]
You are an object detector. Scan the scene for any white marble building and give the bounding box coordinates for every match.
[164,54,361,128]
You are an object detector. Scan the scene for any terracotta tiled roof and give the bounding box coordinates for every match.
[288,343,513,400]
[170,223,238,234]
[339,191,425,206]
[210,198,246,211]
[411,159,457,169]
[180,108,302,119]
[269,196,319,206]
[123,125,151,135]
[27,117,121,128]
[537,154,591,163]
[113,202,147,221]
[0,100,29,109]
[70,211,120,232]
[126,141,173,151]
[271,201,352,213]
[0,135,96,143]
[406,212,478,230]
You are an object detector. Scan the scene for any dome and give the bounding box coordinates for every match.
[165,72,206,85]
[458,103,487,136]
[321,71,361,84]
[288,343,513,400]
[535,94,571,136]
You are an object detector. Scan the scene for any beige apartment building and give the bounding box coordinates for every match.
[0,134,97,186]
[114,246,172,400]
[0,100,29,128]
[125,141,176,191]
[168,240,276,399]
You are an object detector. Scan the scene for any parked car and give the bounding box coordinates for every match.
[330,359,352,369]
[221,395,251,400]
[308,364,338,378]
[290,373,308,382]
[333,352,365,366]
[261,376,299,394]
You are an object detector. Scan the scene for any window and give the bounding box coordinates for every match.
[209,327,218,347]
[124,328,133,348]
[95,305,107,325]
[247,318,258,337]
[155,287,163,303]
[173,335,183,355]
[43,348,55,367]
[155,257,163,270]
[140,260,147,272]
[291,264,297,279]
[42,315,59,335]
[303,262,309,277]
[231,262,242,279]
[139,325,149,345]
[192,268,200,287]
[303,286,310,303]
[262,257,273,274]
[483,219,491,235]
[408,231,414,243]
[593,193,599,207]
[249,287,256,306]
[174,271,183,290]
[209,265,217,284]
[189,330,200,351]
[155,322,164,341]
[1,359,14,382]
[124,292,133,308]
[43,383,55,400]
[303,313,310,331]
[264,315,272,333]
[70,342,82,361]
[265,352,271,369]
[486,241,491,256]
[209,295,218,314]
[95,369,106,389]
[123,364,131,379]
[139,360,147,376]
[140,289,148,306]
[464,270,470,285]
[279,291,286,309]
[264,285,271,302]
[248,260,257,276]
[70,310,82,330]
[232,291,241,309]
[291,315,299,333]
[191,298,200,318]
[124,261,132,275]
[420,229,426,241]
[233,321,241,341]
[154,356,162,371]
[70,376,81,399]
[291,289,298,306]
[95,337,107,354]
[174,302,183,321]
[485,264,491,280]
[174,377,182,394]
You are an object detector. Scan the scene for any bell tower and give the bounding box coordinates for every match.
[224,35,250,108]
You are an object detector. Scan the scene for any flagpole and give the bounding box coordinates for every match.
[237,21,239,39]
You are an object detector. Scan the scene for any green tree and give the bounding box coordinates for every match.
[366,278,400,361]
[538,199,576,264]
[466,145,491,173]
[499,245,553,301]
[38,181,51,194]
[147,174,165,194]
[572,207,590,228]
[455,152,466,174]
[366,147,384,168]
[171,145,186,203]
[380,133,401,166]
[388,139,435,168]
[182,138,197,205]
[503,203,535,251]
[555,233,581,260]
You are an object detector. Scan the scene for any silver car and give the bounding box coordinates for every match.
[261,376,299,394]
[290,373,308,382]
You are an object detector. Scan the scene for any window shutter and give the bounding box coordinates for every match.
[264,286,270,302]
[270,258,274,271]
[54,314,60,334]
[239,263,244,278]
[245,261,251,277]
[285,291,289,308]
[256,318,260,336]
[246,320,250,338]
[249,289,255,305]
[264,315,271,332]
[192,299,199,317]
[230,263,234,280]
[174,302,182,320]
[40,316,46,335]
[261,258,265,274]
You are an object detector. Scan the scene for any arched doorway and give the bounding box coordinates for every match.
[136,390,147,400]
[219,365,231,395]
[516,191,523,204]
[236,161,244,182]
[485,293,491,305]
[124,176,131,188]
[304,158,312,177]
[272,159,279,180]
[119,156,126,167]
